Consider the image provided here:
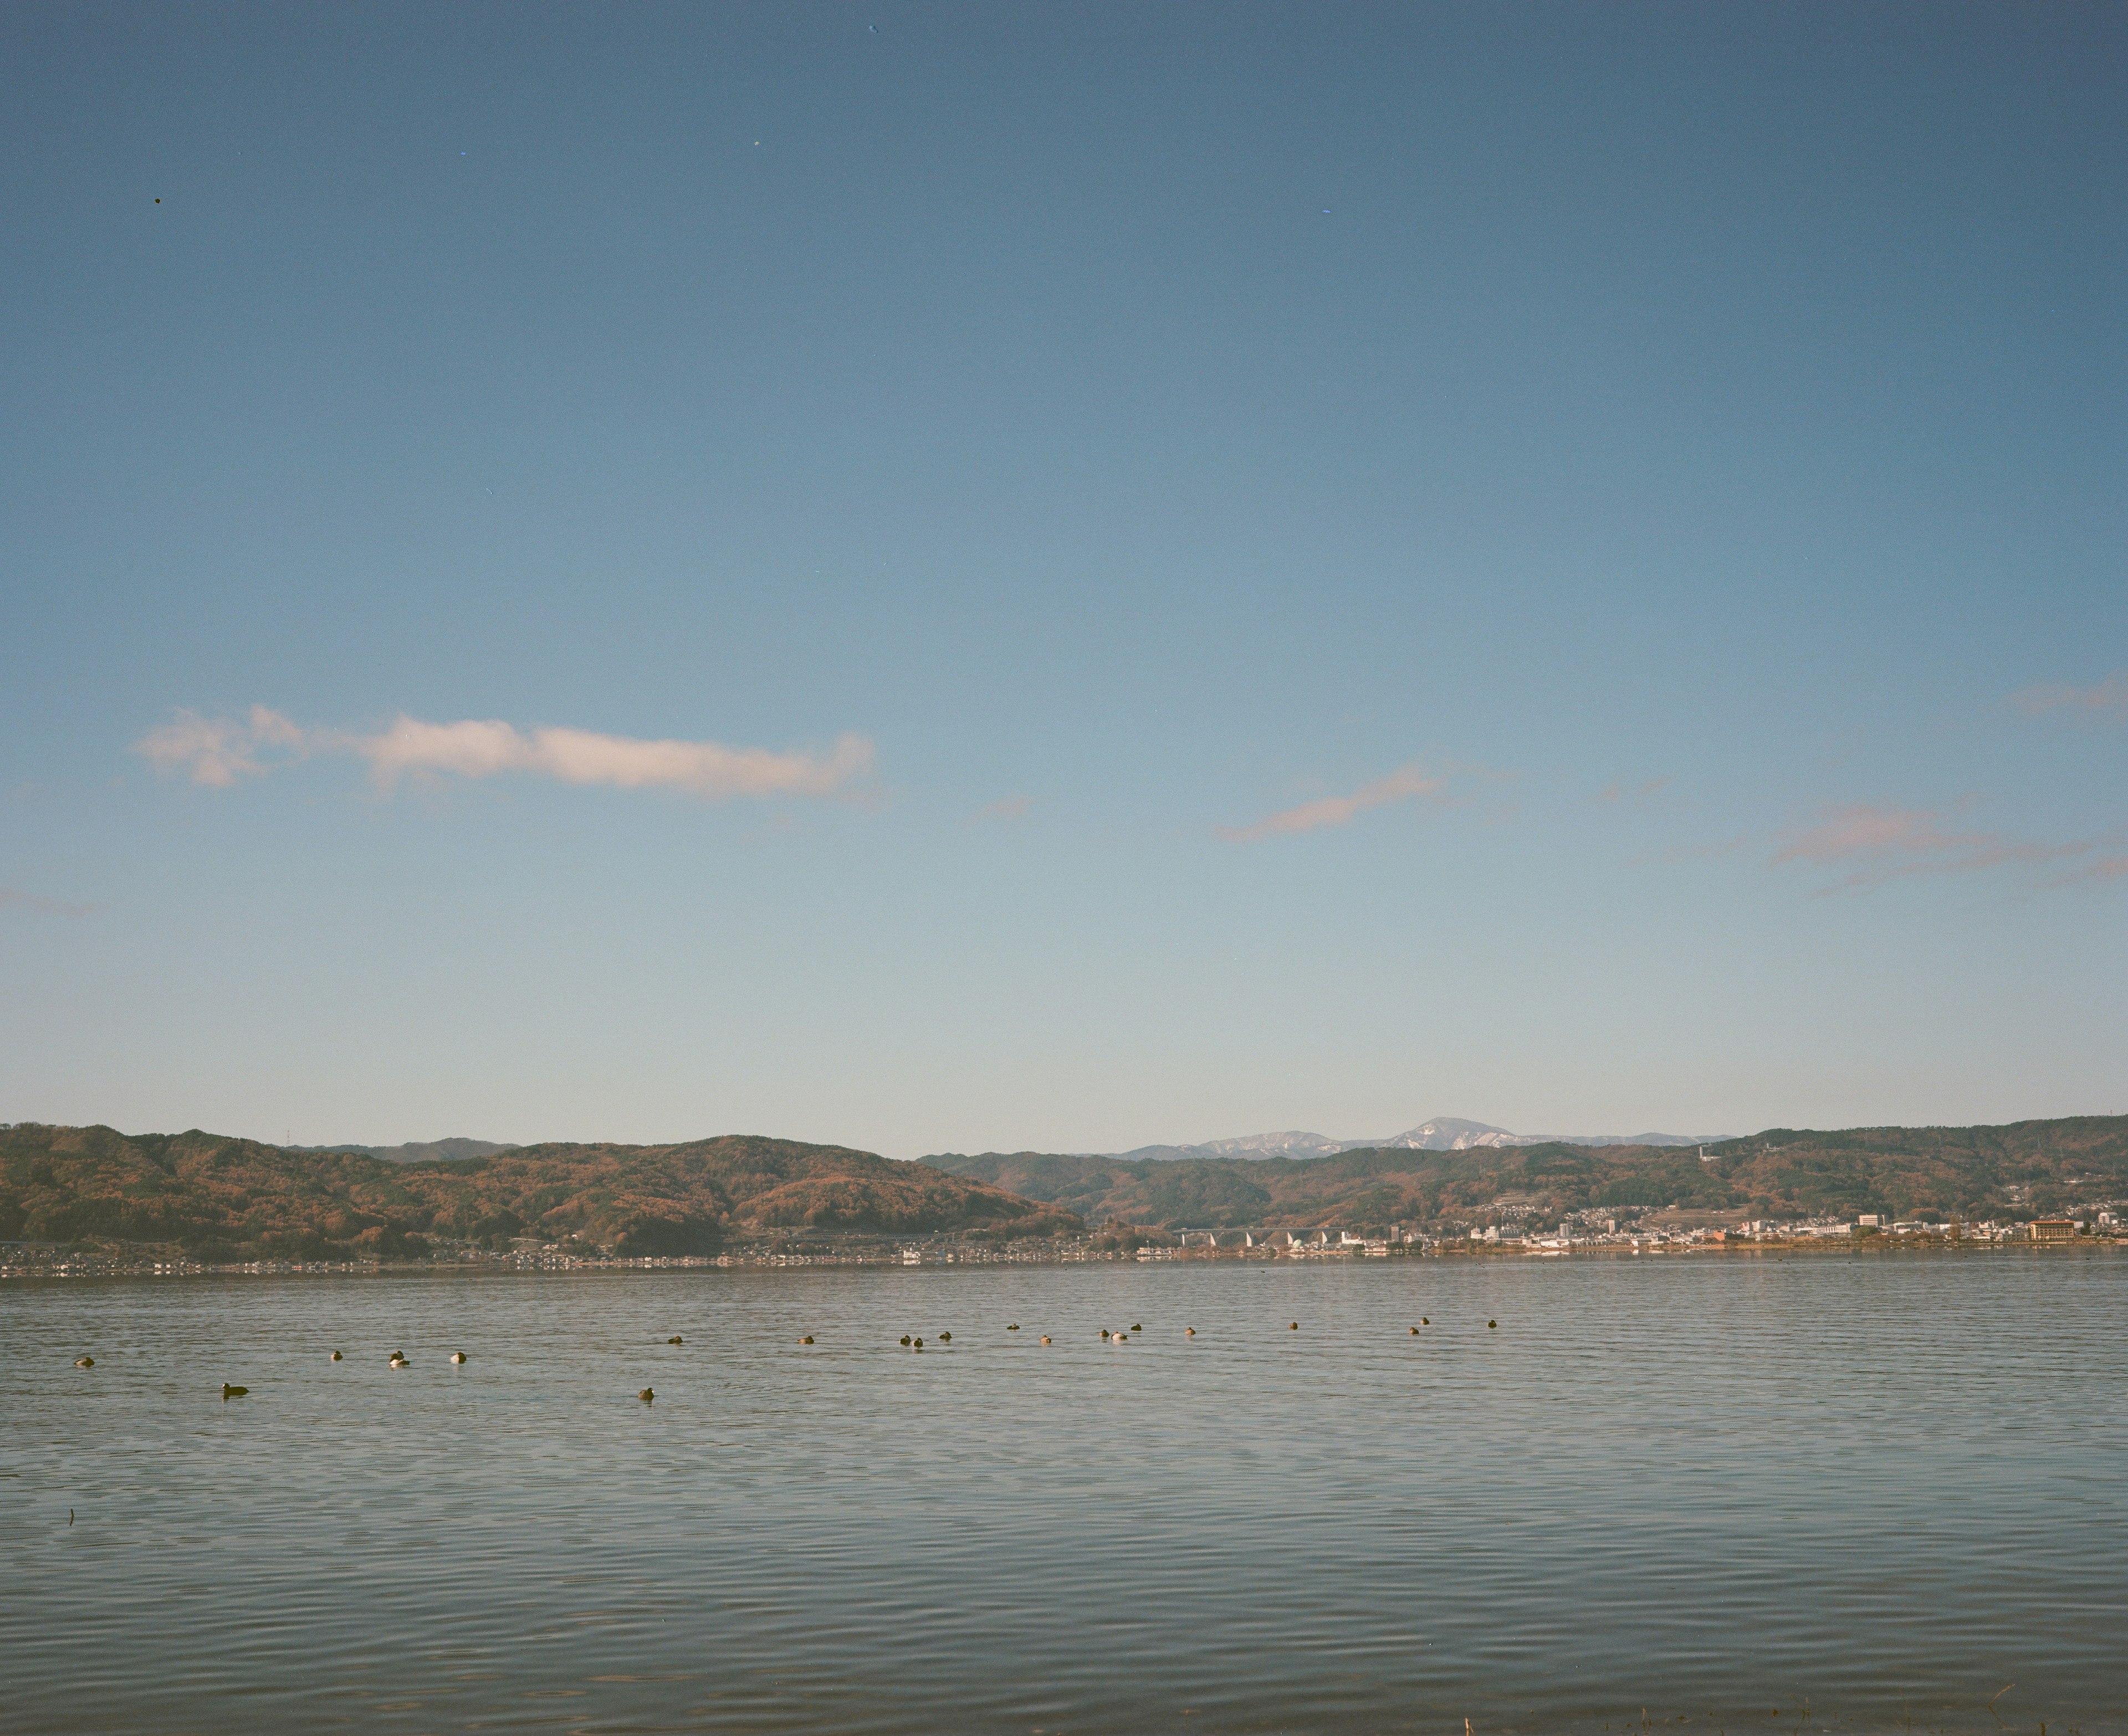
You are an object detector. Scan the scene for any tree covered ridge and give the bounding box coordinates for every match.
[927,1114,2128,1231]
[0,1125,1082,1259]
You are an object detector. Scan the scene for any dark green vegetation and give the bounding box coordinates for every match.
[927,1114,2128,1232]
[0,1125,1081,1261]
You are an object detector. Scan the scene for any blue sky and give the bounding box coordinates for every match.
[3,2,2122,1157]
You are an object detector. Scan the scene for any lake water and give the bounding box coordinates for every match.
[3,1252,2122,1734]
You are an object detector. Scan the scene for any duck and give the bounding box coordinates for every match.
[451,1351,468,1364]
[800,1335,814,1344]
[1039,1335,1051,1345]
[330,1350,342,1361]
[1422,1317,1429,1325]
[1288,1322,1299,1331]
[899,1335,911,1346]
[1487,1319,1497,1329]
[938,1331,951,1342]
[1184,1328,1195,1337]
[637,1387,654,1402]
[667,1335,683,1345]
[74,1355,94,1368]
[388,1352,410,1368]
[1130,1323,1142,1333]
[1007,1324,1020,1331]
[912,1338,924,1351]
[221,1382,248,1399]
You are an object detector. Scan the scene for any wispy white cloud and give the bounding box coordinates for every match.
[2010,671,2128,718]
[134,709,874,802]
[1597,775,1674,803]
[0,887,96,917]
[1219,764,1449,844]
[1773,801,2095,893]
[133,706,308,786]
[357,717,873,798]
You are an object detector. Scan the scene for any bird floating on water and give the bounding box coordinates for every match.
[1007,1324,1019,1331]
[1184,1327,1195,1337]
[800,1335,814,1344]
[667,1336,683,1345]
[388,1353,409,1368]
[222,1383,248,1399]
[637,1387,654,1402]
[900,1335,911,1346]
[75,1355,94,1367]
[912,1337,924,1350]
[330,1350,342,1361]
[1039,1335,1051,1345]
[451,1351,467,1364]
[1487,1319,1497,1329]
[938,1332,950,1341]
[1288,1322,1299,1331]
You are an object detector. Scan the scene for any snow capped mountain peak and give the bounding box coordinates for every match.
[1375,1118,1523,1150]
[1191,1130,1348,1158]
[1093,1119,1723,1160]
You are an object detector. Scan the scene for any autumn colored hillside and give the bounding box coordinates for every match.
[928,1114,2128,1231]
[0,1125,1081,1259]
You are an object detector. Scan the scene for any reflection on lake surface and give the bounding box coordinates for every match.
[3,1253,2124,1734]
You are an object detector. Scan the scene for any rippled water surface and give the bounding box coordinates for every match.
[3,1253,2124,1734]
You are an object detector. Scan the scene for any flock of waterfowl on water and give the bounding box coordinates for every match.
[65,1313,1502,1398]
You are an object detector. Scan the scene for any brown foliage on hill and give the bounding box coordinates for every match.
[0,1124,1081,1258]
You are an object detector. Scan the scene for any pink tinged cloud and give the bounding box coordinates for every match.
[1773,802,2095,893]
[2058,854,2128,884]
[359,718,872,797]
[1219,764,1447,843]
[134,709,874,801]
[2010,671,2128,716]
[133,705,306,786]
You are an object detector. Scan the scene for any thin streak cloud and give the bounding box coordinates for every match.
[1219,764,1447,844]
[134,709,874,801]
[1773,802,2096,893]
[2009,671,2128,718]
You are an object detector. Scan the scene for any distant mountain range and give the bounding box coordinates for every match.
[296,1120,1717,1166]
[926,1114,2128,1230]
[295,1138,520,1165]
[8,1113,2125,1258]
[1099,1118,1725,1161]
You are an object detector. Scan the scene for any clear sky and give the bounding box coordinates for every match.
[3,3,2122,1158]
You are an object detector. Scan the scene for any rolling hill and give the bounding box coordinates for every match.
[0,1125,1081,1259]
[927,1114,2128,1231]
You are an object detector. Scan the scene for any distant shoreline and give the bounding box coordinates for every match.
[8,1237,2120,1281]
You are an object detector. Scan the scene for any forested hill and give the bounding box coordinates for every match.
[927,1115,2128,1232]
[0,1125,1081,1259]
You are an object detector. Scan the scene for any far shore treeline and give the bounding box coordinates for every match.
[2,1115,2124,1263]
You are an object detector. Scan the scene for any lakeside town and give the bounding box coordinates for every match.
[6,1201,2121,1280]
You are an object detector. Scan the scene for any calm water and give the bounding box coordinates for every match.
[3,1253,2123,1735]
